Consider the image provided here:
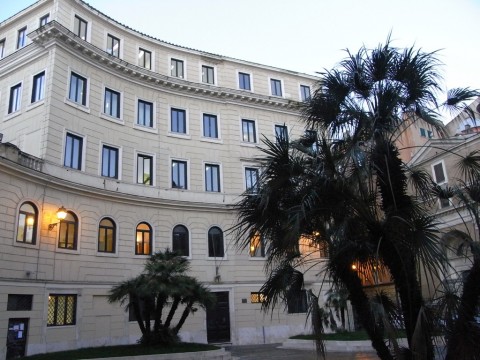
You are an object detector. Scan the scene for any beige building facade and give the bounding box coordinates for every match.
[0,1,322,358]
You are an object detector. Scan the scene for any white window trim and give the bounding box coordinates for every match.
[203,161,223,193]
[17,26,27,49]
[100,85,124,124]
[269,77,284,97]
[71,12,91,42]
[201,112,222,142]
[169,56,187,80]
[0,38,6,59]
[431,160,448,185]
[200,64,217,85]
[134,97,156,130]
[63,129,86,171]
[236,70,254,92]
[170,157,190,190]
[65,68,90,110]
[6,81,23,117]
[134,150,156,187]
[168,105,190,138]
[134,221,155,257]
[13,199,42,250]
[54,210,81,255]
[243,164,261,193]
[96,216,119,257]
[137,45,155,71]
[298,83,311,102]
[99,142,122,180]
[39,13,50,26]
[240,117,258,145]
[104,31,123,58]
[206,225,227,260]
[274,123,289,140]
[29,69,47,105]
[172,223,191,259]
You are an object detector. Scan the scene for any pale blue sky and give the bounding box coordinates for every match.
[2,0,480,94]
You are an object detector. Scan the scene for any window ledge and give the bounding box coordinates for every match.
[200,137,223,144]
[26,100,45,111]
[206,256,227,261]
[4,110,22,121]
[56,248,80,255]
[100,113,124,125]
[249,257,266,261]
[96,252,118,258]
[240,142,258,147]
[13,241,40,250]
[64,98,90,113]
[133,124,158,134]
[167,132,191,140]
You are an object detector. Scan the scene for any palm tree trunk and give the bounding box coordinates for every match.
[164,296,181,329]
[173,300,193,335]
[131,296,147,336]
[154,294,167,333]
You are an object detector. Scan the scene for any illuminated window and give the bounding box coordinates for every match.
[47,294,76,326]
[58,211,78,250]
[98,218,115,253]
[250,292,267,303]
[249,233,265,257]
[16,202,38,245]
[135,222,152,255]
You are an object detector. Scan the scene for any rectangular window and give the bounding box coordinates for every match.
[433,162,446,184]
[202,65,214,84]
[171,58,184,78]
[47,294,77,326]
[251,292,267,304]
[106,34,120,57]
[74,15,87,40]
[137,154,153,185]
[245,167,259,193]
[275,124,288,142]
[104,88,120,118]
[8,83,22,114]
[239,72,251,90]
[102,145,119,178]
[420,128,426,137]
[300,85,311,101]
[203,114,218,138]
[68,72,87,106]
[250,233,265,257]
[287,290,308,314]
[137,100,153,127]
[138,48,151,69]
[171,108,186,134]
[17,27,27,49]
[427,130,433,139]
[0,39,5,58]
[242,119,256,143]
[270,79,282,96]
[7,294,33,311]
[64,133,83,170]
[31,71,45,103]
[205,164,220,192]
[39,14,49,26]
[172,160,187,189]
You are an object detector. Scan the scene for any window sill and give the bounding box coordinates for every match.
[96,251,118,258]
[56,248,80,255]
[64,98,90,113]
[100,113,124,125]
[167,132,191,140]
[206,256,227,261]
[249,257,266,261]
[200,137,223,144]
[13,240,39,250]
[240,142,258,147]
[4,110,22,121]
[133,124,158,134]
[26,100,45,111]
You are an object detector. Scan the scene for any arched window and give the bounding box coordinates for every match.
[172,225,189,257]
[98,218,115,253]
[136,222,152,255]
[208,226,224,258]
[17,202,38,245]
[58,211,78,250]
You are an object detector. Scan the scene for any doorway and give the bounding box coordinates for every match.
[206,291,230,343]
[6,318,28,359]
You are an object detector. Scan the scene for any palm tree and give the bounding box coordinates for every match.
[233,38,477,360]
[108,249,214,345]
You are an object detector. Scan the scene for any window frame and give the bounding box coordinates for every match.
[202,113,219,139]
[106,34,120,57]
[238,72,252,91]
[64,132,84,170]
[57,211,78,251]
[201,65,215,84]
[244,167,259,193]
[241,119,257,144]
[98,217,116,254]
[249,232,265,258]
[135,222,152,256]
[68,72,88,107]
[103,87,121,119]
[138,48,152,69]
[73,15,88,40]
[170,58,185,78]
[300,84,311,101]
[0,38,5,58]
[17,27,27,49]
[287,289,308,314]
[171,159,188,189]
[205,163,221,193]
[8,83,22,114]
[432,160,450,209]
[16,202,38,246]
[170,107,188,135]
[31,71,46,103]
[275,124,288,142]
[172,224,190,257]
[207,226,225,258]
[137,99,154,128]
[101,144,120,179]
[136,152,154,186]
[39,14,50,27]
[270,78,283,97]
[47,294,77,327]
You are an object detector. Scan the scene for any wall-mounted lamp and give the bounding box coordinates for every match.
[48,206,68,230]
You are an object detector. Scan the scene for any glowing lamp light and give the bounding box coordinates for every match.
[26,216,35,226]
[56,206,67,220]
[351,264,357,270]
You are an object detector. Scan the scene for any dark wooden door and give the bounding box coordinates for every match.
[6,318,28,359]
[206,291,230,343]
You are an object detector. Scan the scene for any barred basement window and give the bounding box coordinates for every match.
[250,292,267,304]
[47,294,77,326]
[7,294,33,311]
